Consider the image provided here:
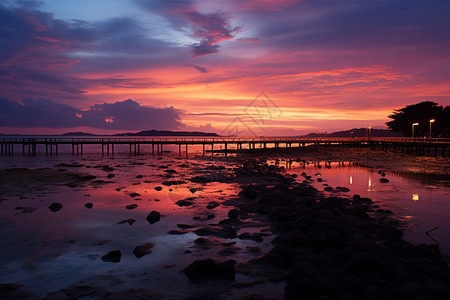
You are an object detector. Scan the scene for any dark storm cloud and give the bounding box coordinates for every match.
[0,98,183,130]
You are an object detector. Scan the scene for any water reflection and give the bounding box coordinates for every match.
[268,158,450,255]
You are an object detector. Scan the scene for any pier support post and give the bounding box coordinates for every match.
[186,144,188,157]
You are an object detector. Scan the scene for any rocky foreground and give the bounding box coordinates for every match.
[1,157,450,299]
[226,159,450,299]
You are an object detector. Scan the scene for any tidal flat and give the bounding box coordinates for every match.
[0,148,449,299]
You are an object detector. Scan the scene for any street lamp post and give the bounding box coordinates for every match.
[368,127,371,138]
[412,123,419,138]
[429,119,435,138]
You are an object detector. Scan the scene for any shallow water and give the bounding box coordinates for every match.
[1,152,449,298]
[275,160,450,256]
[0,154,282,298]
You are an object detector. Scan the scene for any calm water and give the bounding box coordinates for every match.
[0,152,449,297]
[275,160,450,255]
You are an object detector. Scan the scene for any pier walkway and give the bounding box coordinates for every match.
[0,137,449,157]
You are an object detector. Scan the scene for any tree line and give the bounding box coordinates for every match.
[386,101,450,138]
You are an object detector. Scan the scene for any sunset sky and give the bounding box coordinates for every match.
[1,0,449,136]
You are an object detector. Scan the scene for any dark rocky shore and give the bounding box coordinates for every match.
[1,156,450,299]
[227,159,450,299]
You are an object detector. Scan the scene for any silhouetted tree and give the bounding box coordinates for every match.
[386,101,449,137]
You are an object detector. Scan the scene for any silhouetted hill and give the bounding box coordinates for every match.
[302,128,404,138]
[61,132,96,136]
[114,130,218,137]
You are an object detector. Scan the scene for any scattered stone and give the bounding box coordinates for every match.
[379,178,390,183]
[133,242,155,258]
[82,175,97,180]
[15,206,37,213]
[92,240,111,246]
[228,208,239,219]
[238,232,263,242]
[125,204,138,210]
[175,198,195,207]
[154,186,163,191]
[177,224,196,229]
[107,173,115,179]
[136,175,144,179]
[162,180,187,186]
[317,178,323,182]
[189,188,201,193]
[206,201,220,209]
[168,230,189,235]
[101,250,121,263]
[129,192,140,197]
[117,219,136,225]
[194,226,237,239]
[146,211,161,224]
[324,186,334,192]
[48,202,63,212]
[84,202,93,208]
[335,186,350,192]
[183,259,236,281]
[238,185,258,199]
[189,175,216,183]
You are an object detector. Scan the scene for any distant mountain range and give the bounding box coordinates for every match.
[61,130,218,137]
[301,128,404,138]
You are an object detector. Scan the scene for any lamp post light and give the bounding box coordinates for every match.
[429,119,435,138]
[412,123,419,138]
[368,127,371,138]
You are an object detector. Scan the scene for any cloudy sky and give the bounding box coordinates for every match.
[1,0,449,135]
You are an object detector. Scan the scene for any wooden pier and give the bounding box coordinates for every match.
[0,137,449,157]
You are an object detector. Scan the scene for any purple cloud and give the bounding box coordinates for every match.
[0,98,183,130]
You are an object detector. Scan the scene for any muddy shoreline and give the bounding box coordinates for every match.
[1,151,449,299]
[230,159,450,299]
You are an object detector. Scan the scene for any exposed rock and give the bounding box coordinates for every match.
[48,202,63,212]
[84,202,93,208]
[194,226,237,239]
[133,242,155,258]
[15,206,37,213]
[117,219,136,225]
[189,175,216,183]
[107,173,115,179]
[162,180,187,186]
[146,211,161,224]
[238,232,263,242]
[238,185,258,199]
[175,198,196,207]
[177,224,196,229]
[228,208,240,219]
[129,192,140,197]
[101,250,121,263]
[379,178,390,183]
[167,230,189,235]
[125,204,138,210]
[135,175,144,179]
[183,259,236,281]
[189,188,201,194]
[206,201,220,209]
[154,186,163,191]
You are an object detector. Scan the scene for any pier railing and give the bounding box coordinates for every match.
[1,136,450,143]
